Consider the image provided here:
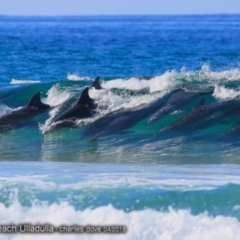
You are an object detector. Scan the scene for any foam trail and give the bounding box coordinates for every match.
[10,79,41,85]
[39,84,74,133]
[39,105,63,133]
[0,201,239,240]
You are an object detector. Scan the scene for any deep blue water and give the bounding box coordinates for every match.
[1,15,240,81]
[0,15,240,239]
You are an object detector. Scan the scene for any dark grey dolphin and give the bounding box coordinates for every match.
[147,87,213,125]
[52,87,95,124]
[92,76,102,90]
[160,98,240,132]
[82,97,167,139]
[0,92,50,125]
[188,103,240,133]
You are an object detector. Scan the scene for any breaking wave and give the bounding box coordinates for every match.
[102,65,240,93]
[38,66,240,135]
[0,201,239,240]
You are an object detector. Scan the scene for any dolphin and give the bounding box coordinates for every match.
[52,87,95,124]
[188,106,240,133]
[82,96,167,139]
[92,76,102,90]
[160,98,240,133]
[0,92,50,125]
[147,87,213,125]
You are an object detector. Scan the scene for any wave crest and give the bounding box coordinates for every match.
[67,73,91,81]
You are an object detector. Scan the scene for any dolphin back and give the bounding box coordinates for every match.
[52,88,95,124]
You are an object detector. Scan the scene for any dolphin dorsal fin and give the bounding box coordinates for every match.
[194,98,205,110]
[77,87,93,105]
[92,76,102,90]
[27,92,42,107]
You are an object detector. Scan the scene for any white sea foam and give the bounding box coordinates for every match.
[10,78,41,85]
[102,77,149,91]
[213,85,240,100]
[0,105,13,115]
[101,66,240,93]
[180,65,240,83]
[39,104,66,134]
[89,88,126,112]
[67,73,91,81]
[44,84,73,107]
[102,73,176,93]
[90,88,159,114]
[0,202,239,240]
[68,67,240,101]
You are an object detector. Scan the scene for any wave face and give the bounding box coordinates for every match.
[1,15,240,238]
[1,69,240,163]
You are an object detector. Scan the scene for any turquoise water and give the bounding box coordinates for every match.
[0,15,240,239]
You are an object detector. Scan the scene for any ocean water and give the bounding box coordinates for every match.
[0,15,240,239]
